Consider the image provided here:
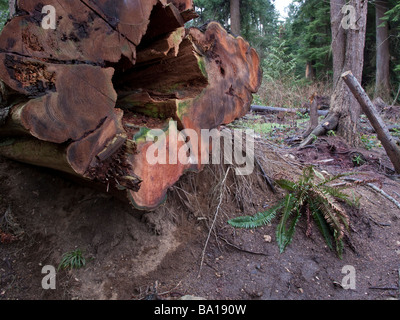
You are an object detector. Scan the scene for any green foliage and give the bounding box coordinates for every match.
[243,122,288,136]
[261,37,297,81]
[58,249,87,271]
[360,134,378,150]
[351,154,366,167]
[228,166,359,258]
[0,0,8,32]
[239,0,279,54]
[193,0,400,99]
[192,0,230,28]
[283,0,332,80]
[386,1,400,96]
[192,0,278,55]
[296,111,310,120]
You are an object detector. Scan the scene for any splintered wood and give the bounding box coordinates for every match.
[0,0,262,210]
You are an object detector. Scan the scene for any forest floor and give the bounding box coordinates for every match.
[1,107,400,300]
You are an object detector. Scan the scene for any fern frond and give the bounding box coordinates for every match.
[228,216,257,229]
[228,200,285,229]
[313,188,349,219]
[334,230,345,259]
[318,200,346,241]
[275,179,296,192]
[317,186,351,231]
[250,207,281,227]
[281,208,302,253]
[325,197,350,230]
[311,207,333,250]
[312,167,325,181]
[301,166,315,184]
[276,194,299,253]
[320,185,355,207]
[316,196,347,258]
[320,185,349,200]
[310,189,344,235]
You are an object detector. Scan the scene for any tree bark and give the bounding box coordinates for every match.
[305,61,316,81]
[8,0,16,18]
[302,94,320,138]
[327,0,368,146]
[230,0,241,36]
[375,0,391,100]
[0,0,262,211]
[342,71,400,173]
[299,113,339,149]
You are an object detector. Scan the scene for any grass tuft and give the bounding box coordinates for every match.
[58,249,87,271]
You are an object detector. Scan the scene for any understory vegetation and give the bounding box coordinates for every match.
[228,166,365,258]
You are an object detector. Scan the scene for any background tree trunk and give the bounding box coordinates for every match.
[305,61,316,81]
[230,0,241,36]
[375,0,391,100]
[8,0,16,17]
[329,0,368,146]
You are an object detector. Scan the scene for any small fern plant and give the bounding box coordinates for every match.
[228,166,358,258]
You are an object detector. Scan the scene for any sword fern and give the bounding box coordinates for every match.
[228,166,361,258]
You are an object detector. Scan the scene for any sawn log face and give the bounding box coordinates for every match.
[0,0,262,210]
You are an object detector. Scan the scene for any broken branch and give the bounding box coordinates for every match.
[342,71,400,174]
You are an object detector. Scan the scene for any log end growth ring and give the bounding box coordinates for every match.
[0,0,262,210]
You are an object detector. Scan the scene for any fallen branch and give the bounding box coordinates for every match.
[217,234,269,256]
[298,113,339,149]
[368,286,398,290]
[344,177,400,212]
[342,71,400,174]
[251,105,329,116]
[392,84,400,107]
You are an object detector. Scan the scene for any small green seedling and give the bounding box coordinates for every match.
[352,154,365,167]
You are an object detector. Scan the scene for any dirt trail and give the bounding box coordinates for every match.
[1,127,400,300]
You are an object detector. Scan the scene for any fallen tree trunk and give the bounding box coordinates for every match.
[0,0,262,210]
[342,71,400,174]
[251,105,329,116]
[298,113,339,149]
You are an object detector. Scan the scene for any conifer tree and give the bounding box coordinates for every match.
[193,0,278,53]
[285,0,332,80]
[0,0,9,31]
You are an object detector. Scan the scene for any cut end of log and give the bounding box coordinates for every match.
[0,0,262,210]
[341,71,353,79]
